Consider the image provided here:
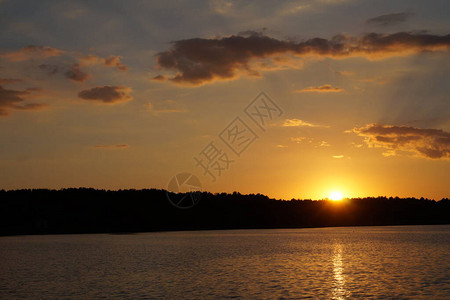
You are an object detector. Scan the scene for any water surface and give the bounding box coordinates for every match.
[1,225,449,299]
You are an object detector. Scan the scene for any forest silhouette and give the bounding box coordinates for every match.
[0,189,449,236]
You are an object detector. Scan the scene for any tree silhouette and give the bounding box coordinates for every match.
[0,189,448,235]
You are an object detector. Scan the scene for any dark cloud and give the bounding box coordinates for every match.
[65,64,89,82]
[25,87,43,92]
[366,12,414,26]
[151,74,166,81]
[39,63,89,82]
[12,103,47,111]
[0,85,46,116]
[353,124,450,159]
[238,29,267,37]
[295,84,343,93]
[0,78,23,85]
[78,86,132,104]
[155,32,450,85]
[39,64,60,75]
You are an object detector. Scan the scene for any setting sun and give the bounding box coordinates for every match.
[329,191,344,201]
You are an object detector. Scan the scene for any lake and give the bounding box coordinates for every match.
[0,225,449,299]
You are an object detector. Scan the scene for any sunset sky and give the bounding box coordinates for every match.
[0,0,449,200]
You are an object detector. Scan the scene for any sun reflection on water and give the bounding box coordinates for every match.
[332,243,347,299]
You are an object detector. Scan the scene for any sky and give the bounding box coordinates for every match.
[0,0,449,200]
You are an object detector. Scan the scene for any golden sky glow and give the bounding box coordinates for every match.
[0,1,449,200]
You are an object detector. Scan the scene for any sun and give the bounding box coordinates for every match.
[329,191,344,201]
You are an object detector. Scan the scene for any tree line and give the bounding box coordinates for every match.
[0,188,448,235]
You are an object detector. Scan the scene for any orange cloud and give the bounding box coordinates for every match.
[80,54,128,71]
[282,119,326,127]
[104,55,128,71]
[78,86,132,104]
[290,137,307,143]
[0,85,47,116]
[155,32,450,85]
[1,46,128,84]
[295,84,343,93]
[0,45,64,62]
[92,144,129,149]
[353,124,450,159]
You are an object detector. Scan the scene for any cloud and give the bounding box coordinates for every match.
[92,144,129,149]
[283,119,327,127]
[1,45,128,72]
[0,85,46,116]
[209,0,234,15]
[80,54,128,71]
[353,124,450,159]
[64,64,89,82]
[151,74,167,81]
[78,86,132,104]
[2,46,128,84]
[290,137,307,143]
[366,12,413,26]
[332,155,344,159]
[39,64,60,75]
[39,63,90,82]
[0,45,64,62]
[0,78,23,85]
[295,84,343,93]
[155,32,450,85]
[104,55,128,71]
[356,78,388,85]
[335,71,354,76]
